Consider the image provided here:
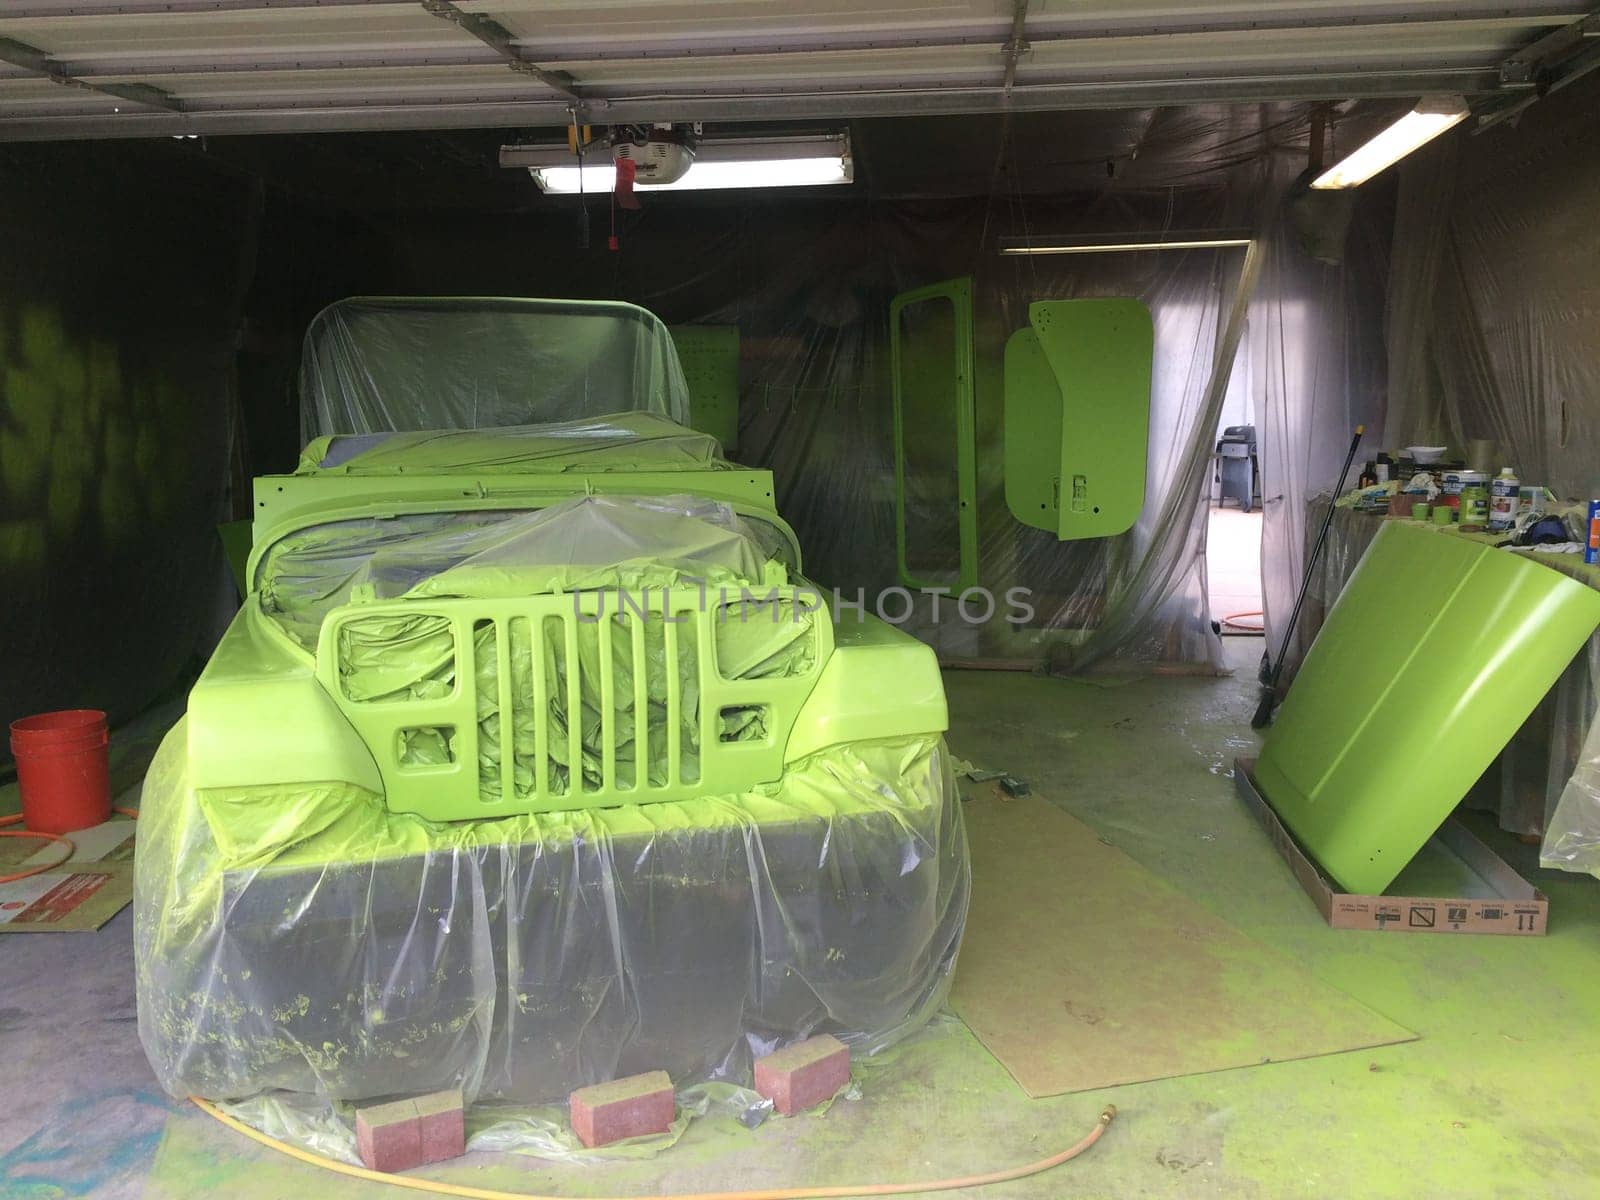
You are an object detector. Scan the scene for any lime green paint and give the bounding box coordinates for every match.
[316,584,834,821]
[187,601,386,796]
[1,299,197,565]
[1000,326,1063,533]
[1257,520,1600,894]
[250,470,792,585]
[1004,298,1154,540]
[670,325,741,451]
[890,277,979,592]
[783,615,947,761]
[212,399,945,820]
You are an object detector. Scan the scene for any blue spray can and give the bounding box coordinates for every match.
[1587,500,1600,565]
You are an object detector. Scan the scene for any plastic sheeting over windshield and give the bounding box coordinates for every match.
[299,297,692,440]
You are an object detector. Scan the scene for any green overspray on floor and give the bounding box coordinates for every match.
[139,641,1600,1199]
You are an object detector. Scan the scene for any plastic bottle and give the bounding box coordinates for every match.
[1489,467,1519,532]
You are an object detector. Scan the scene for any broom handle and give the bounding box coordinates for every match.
[1267,425,1365,689]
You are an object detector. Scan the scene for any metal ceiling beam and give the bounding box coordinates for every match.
[498,5,1584,64]
[0,34,183,112]
[1503,5,1600,64]
[1001,1,1029,95]
[0,0,407,16]
[0,1,1581,35]
[1480,6,1600,126]
[49,47,503,77]
[416,0,581,103]
[0,66,1505,142]
[24,10,1577,84]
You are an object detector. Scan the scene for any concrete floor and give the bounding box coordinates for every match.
[4,640,1599,1198]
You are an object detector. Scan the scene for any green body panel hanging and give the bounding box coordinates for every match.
[1255,521,1600,895]
[1003,298,1153,540]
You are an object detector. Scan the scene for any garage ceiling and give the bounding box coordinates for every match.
[0,1,1594,141]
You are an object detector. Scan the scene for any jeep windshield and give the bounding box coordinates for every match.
[299,297,692,441]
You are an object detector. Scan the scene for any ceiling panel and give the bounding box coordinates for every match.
[0,0,1589,140]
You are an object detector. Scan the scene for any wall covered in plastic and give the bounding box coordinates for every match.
[1384,73,1600,499]
[0,144,254,742]
[372,157,1382,674]
[0,107,1398,729]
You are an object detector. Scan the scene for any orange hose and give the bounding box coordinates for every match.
[0,807,135,885]
[0,826,75,885]
[190,1096,1116,1200]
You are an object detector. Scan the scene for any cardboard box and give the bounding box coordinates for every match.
[1235,757,1547,936]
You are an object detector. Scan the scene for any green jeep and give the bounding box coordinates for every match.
[135,297,969,1104]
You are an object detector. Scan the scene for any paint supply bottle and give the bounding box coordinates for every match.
[1489,468,1519,532]
[1459,486,1489,532]
[1587,501,1600,565]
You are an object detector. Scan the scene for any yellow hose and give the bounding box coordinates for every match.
[191,1096,1116,1200]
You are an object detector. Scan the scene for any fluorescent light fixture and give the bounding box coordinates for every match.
[533,157,850,194]
[998,231,1253,256]
[501,133,852,195]
[1310,95,1469,189]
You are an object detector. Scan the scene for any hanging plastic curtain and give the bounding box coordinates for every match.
[301,129,1395,677]
[1381,82,1600,874]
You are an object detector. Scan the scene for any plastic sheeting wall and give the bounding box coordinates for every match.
[1383,74,1600,498]
[0,144,251,742]
[1379,76,1600,874]
[376,165,1380,673]
[1254,185,1393,680]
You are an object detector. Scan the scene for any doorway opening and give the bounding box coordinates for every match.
[1208,365,1263,636]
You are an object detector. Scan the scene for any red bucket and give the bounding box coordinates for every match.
[9,709,111,835]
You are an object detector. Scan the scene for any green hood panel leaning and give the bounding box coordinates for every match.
[1256,520,1600,895]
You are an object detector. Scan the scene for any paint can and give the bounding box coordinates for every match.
[1441,469,1488,497]
[1489,468,1519,532]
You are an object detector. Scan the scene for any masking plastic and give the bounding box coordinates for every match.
[134,721,968,1103]
[136,487,968,1105]
[299,297,692,443]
